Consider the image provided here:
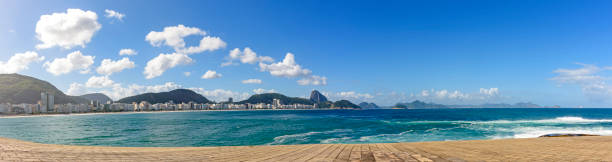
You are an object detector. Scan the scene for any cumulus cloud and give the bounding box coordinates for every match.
[551,63,612,102]
[145,24,226,54]
[96,57,135,75]
[104,9,124,21]
[252,88,276,94]
[201,70,222,79]
[66,82,87,96]
[297,75,327,86]
[85,76,116,88]
[259,53,312,77]
[43,51,95,75]
[222,48,274,66]
[480,88,499,97]
[144,53,193,79]
[35,8,101,49]
[332,91,374,102]
[242,79,262,84]
[0,51,45,74]
[184,72,191,76]
[119,49,137,56]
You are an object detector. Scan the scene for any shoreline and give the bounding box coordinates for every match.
[0,108,347,118]
[1,136,611,161]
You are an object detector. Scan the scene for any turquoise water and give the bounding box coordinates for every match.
[1,109,612,147]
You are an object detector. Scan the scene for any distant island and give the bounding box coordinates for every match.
[394,100,561,109]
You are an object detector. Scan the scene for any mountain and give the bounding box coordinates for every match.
[239,93,313,105]
[395,100,561,109]
[117,89,210,104]
[0,74,89,104]
[395,100,448,108]
[79,93,112,104]
[309,90,328,103]
[333,100,361,108]
[359,102,379,109]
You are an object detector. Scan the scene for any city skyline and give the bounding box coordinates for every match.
[2,0,612,107]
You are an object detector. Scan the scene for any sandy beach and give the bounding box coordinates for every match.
[1,136,611,161]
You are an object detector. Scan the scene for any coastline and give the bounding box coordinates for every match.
[0,108,346,118]
[1,136,611,161]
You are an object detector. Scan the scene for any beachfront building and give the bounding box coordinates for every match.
[0,103,9,114]
[40,92,54,113]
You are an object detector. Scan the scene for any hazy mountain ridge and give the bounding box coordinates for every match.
[238,93,314,105]
[394,100,560,108]
[117,89,211,104]
[79,93,112,104]
[0,74,89,104]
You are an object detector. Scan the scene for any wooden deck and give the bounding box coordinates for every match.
[1,136,612,161]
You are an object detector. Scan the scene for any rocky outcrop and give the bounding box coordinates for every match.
[309,90,328,103]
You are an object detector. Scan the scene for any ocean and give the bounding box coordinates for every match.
[0,108,611,147]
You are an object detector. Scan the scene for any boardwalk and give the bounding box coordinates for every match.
[1,136,612,161]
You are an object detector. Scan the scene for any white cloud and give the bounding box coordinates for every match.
[43,51,95,75]
[298,75,327,86]
[145,24,226,54]
[144,53,193,79]
[184,72,191,76]
[85,76,116,88]
[334,91,374,101]
[0,51,45,74]
[119,49,137,56]
[259,53,312,77]
[96,57,135,75]
[201,70,222,79]
[253,88,276,94]
[66,83,87,96]
[242,79,262,84]
[177,36,226,54]
[551,63,612,102]
[189,88,250,102]
[104,9,125,21]
[480,88,499,97]
[35,8,101,49]
[419,89,471,100]
[222,48,274,66]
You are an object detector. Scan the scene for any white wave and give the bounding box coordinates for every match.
[385,116,612,125]
[267,129,352,145]
[320,137,352,144]
[490,126,612,139]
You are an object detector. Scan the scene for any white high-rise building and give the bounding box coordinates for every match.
[40,92,53,113]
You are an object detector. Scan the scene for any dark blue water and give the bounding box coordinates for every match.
[0,109,611,147]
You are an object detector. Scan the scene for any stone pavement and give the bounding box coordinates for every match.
[1,136,612,161]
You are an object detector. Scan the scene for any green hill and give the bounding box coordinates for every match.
[333,100,361,108]
[239,93,314,105]
[0,74,89,104]
[80,93,112,104]
[117,89,211,104]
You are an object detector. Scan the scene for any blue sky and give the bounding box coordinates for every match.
[2,0,612,107]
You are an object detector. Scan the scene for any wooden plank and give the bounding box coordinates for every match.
[370,144,392,162]
[349,144,362,161]
[360,144,375,162]
[294,144,335,161]
[335,144,355,162]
